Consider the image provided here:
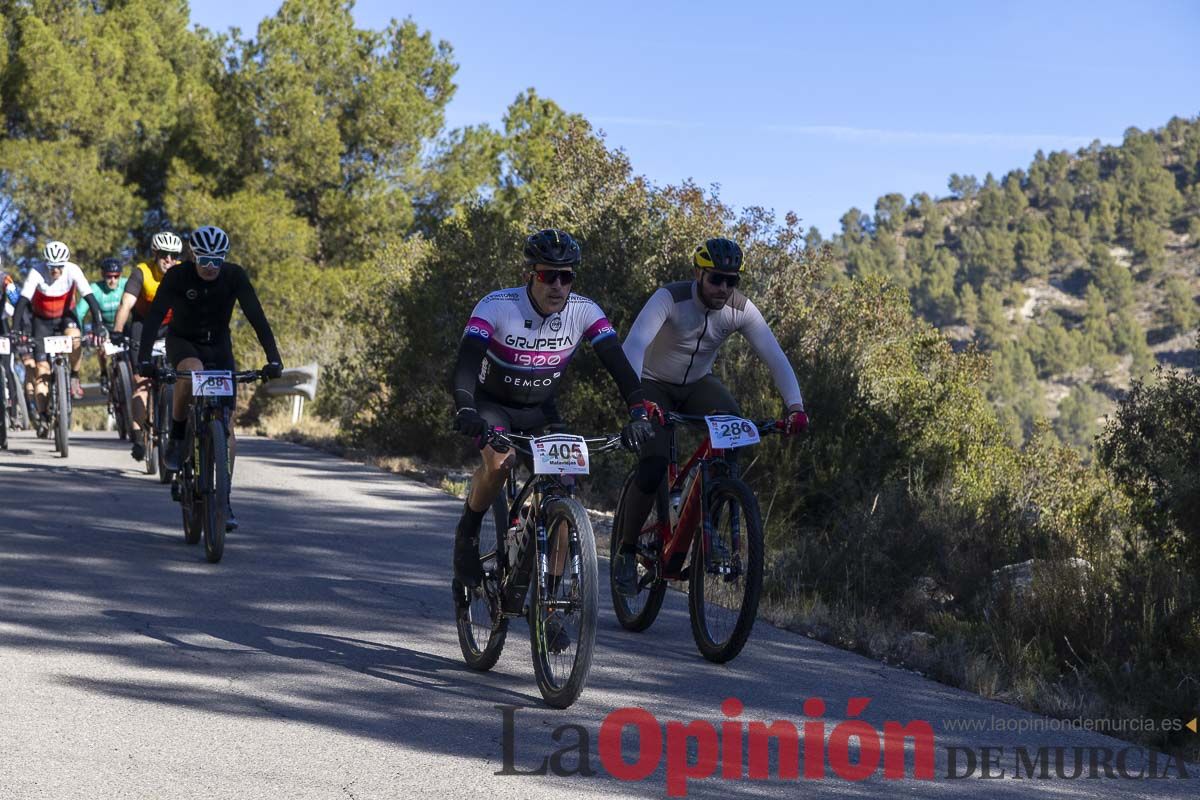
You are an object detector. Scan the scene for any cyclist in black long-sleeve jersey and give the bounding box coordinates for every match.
[137,226,283,531]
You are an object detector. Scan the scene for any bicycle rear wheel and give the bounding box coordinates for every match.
[53,364,69,458]
[454,491,510,670]
[688,478,764,663]
[609,469,667,632]
[201,418,229,563]
[529,496,597,709]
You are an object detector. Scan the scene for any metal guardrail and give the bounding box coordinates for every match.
[262,363,320,422]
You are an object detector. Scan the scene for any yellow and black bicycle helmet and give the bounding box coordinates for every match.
[692,237,744,272]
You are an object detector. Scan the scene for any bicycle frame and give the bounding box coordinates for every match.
[646,414,777,581]
[484,430,621,617]
[653,427,723,580]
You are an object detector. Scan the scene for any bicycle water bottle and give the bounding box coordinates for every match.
[668,489,683,528]
[673,465,699,528]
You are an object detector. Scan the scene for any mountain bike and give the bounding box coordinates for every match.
[163,368,263,563]
[143,339,174,482]
[43,335,76,458]
[610,412,783,663]
[2,337,33,435]
[453,427,624,709]
[0,333,10,450]
[103,339,134,442]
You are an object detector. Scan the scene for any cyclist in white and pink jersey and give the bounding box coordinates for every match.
[13,241,106,431]
[449,228,654,591]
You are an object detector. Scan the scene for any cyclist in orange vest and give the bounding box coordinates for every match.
[112,232,183,461]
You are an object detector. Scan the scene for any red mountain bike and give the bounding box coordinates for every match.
[609,412,783,663]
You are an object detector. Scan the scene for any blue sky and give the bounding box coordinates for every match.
[192,0,1199,237]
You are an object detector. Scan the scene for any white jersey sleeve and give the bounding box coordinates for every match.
[68,263,92,297]
[739,298,804,409]
[621,287,674,379]
[19,270,43,300]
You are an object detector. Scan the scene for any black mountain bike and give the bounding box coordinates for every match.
[2,336,33,436]
[43,335,75,457]
[144,339,174,482]
[0,333,10,450]
[163,368,263,563]
[104,339,134,442]
[453,427,623,709]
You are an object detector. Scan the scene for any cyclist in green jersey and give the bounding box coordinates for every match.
[82,259,127,390]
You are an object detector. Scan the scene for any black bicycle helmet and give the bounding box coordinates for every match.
[100,258,123,277]
[692,237,744,272]
[523,228,581,268]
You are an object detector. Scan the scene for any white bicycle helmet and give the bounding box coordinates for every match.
[43,240,71,266]
[151,231,183,254]
[189,226,230,258]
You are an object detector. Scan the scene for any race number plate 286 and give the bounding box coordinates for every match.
[43,335,74,355]
[192,370,234,397]
[705,415,761,449]
[531,434,590,475]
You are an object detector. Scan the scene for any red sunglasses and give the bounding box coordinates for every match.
[534,269,575,286]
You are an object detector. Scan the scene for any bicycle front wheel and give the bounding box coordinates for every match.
[155,383,174,483]
[688,478,764,663]
[8,363,29,431]
[529,496,598,709]
[455,492,509,670]
[0,359,6,450]
[114,358,134,441]
[201,419,230,563]
[53,364,69,458]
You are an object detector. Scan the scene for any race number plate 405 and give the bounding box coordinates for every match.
[192,370,234,397]
[705,415,761,449]
[43,335,74,355]
[531,434,590,475]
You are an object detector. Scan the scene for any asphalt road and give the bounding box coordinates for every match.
[0,429,1195,799]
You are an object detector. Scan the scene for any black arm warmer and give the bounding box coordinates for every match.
[452,335,488,411]
[235,272,282,364]
[12,297,30,334]
[83,293,105,330]
[593,335,645,408]
[137,285,171,365]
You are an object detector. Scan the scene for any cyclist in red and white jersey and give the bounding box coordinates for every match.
[13,241,106,433]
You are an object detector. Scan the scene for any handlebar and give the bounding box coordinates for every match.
[664,411,785,435]
[155,368,266,384]
[481,427,626,455]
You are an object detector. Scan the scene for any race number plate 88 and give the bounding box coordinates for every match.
[705,415,761,449]
[43,335,74,355]
[531,434,590,475]
[192,370,234,397]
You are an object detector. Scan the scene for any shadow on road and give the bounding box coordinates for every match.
[1,433,1192,798]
